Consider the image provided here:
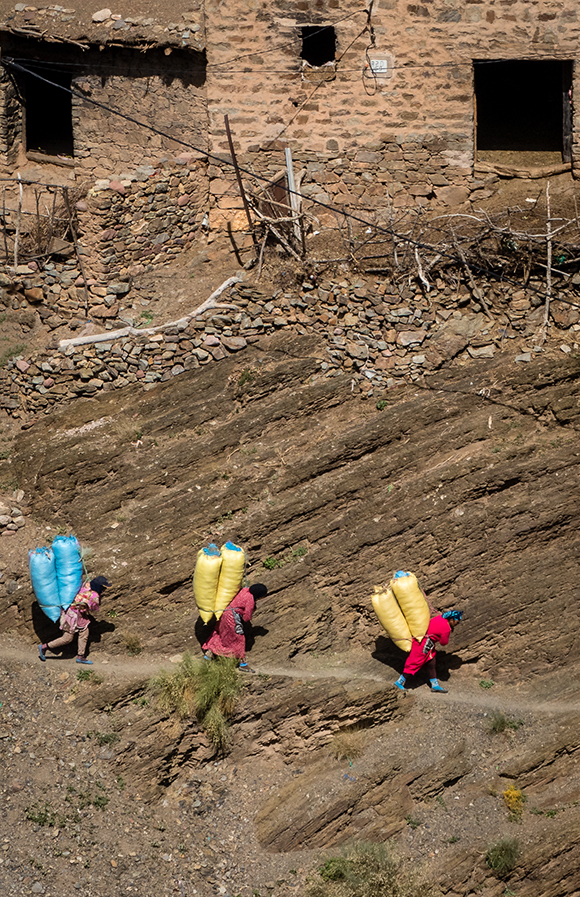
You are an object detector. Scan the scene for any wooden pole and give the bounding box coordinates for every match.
[13,172,22,267]
[284,147,303,250]
[540,180,552,343]
[59,275,243,350]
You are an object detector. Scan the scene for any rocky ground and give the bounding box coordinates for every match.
[1,637,579,897]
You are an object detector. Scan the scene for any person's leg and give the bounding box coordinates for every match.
[426,657,447,692]
[45,632,75,652]
[395,655,418,690]
[76,627,92,663]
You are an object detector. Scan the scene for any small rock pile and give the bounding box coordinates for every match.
[0,491,26,537]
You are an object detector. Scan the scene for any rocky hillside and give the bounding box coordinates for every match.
[0,252,579,897]
[4,330,579,670]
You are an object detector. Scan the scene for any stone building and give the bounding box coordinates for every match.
[0,0,577,241]
[205,0,580,223]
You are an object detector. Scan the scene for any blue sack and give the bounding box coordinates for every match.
[52,535,83,610]
[29,547,61,623]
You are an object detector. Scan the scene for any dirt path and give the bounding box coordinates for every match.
[3,637,579,717]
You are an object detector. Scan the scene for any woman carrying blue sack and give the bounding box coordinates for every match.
[38,576,111,665]
[394,609,463,693]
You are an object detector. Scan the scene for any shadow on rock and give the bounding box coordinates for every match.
[194,615,216,649]
[31,601,58,644]
[89,618,116,644]
[245,624,268,652]
[372,634,407,674]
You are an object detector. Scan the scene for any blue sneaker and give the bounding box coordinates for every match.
[38,644,46,662]
[238,662,254,673]
[430,683,448,693]
[394,678,406,692]
[76,657,93,665]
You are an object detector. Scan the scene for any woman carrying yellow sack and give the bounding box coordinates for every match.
[394,610,463,693]
[202,583,268,672]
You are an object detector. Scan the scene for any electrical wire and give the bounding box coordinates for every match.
[2,56,580,315]
[5,53,546,78]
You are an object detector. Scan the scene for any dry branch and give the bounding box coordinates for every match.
[475,161,572,179]
[452,233,493,321]
[58,275,243,351]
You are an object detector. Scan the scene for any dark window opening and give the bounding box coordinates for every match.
[474,59,573,163]
[23,65,74,157]
[300,26,336,67]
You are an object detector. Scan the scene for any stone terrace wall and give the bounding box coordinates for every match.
[0,155,208,333]
[209,142,494,234]
[78,154,208,284]
[1,273,579,418]
[205,0,580,220]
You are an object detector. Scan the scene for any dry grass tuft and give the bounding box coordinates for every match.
[330,727,366,762]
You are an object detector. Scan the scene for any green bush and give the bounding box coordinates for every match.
[319,857,350,882]
[150,653,242,753]
[488,711,523,734]
[486,838,521,878]
[25,802,64,828]
[89,732,120,747]
[193,656,241,720]
[304,841,435,897]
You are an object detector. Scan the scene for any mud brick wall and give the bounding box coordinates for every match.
[205,0,580,221]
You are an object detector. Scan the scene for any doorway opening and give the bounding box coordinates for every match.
[23,64,74,158]
[474,59,573,165]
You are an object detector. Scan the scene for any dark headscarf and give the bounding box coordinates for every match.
[248,583,268,600]
[90,576,111,596]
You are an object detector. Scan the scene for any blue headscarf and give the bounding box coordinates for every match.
[442,610,463,622]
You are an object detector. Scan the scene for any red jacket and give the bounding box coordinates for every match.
[403,615,451,676]
[202,587,256,660]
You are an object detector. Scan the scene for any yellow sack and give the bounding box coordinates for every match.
[193,544,222,623]
[372,586,413,652]
[214,541,246,620]
[390,571,430,641]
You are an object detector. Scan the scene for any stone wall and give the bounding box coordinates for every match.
[208,141,489,234]
[1,272,578,418]
[0,154,208,336]
[2,0,579,234]
[71,45,208,183]
[0,38,207,182]
[77,154,208,282]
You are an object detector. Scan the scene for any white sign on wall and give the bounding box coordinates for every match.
[370,59,389,75]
